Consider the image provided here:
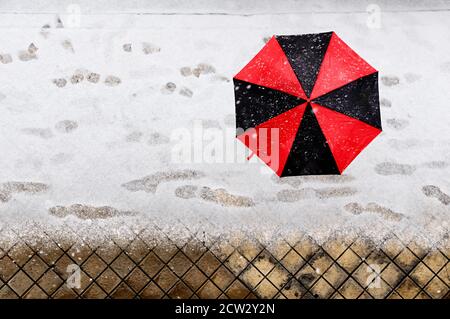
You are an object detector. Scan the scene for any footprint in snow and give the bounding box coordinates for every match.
[374,162,416,176]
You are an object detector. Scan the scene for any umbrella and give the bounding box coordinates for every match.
[233,31,382,176]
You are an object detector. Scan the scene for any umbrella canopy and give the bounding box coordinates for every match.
[233,31,382,176]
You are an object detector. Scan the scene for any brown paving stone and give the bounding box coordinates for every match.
[22,256,47,281]
[153,267,178,292]
[82,283,107,299]
[437,263,449,286]
[141,281,165,298]
[21,239,42,253]
[275,292,286,299]
[266,265,290,289]
[387,291,402,299]
[0,285,18,299]
[354,261,391,290]
[382,236,404,259]
[7,242,33,267]
[152,243,179,263]
[366,278,391,299]
[0,256,19,282]
[394,249,420,273]
[280,278,305,299]
[339,278,363,299]
[168,281,194,299]
[310,277,334,299]
[111,282,136,299]
[309,250,334,275]
[323,263,347,288]
[365,250,390,272]
[37,243,64,265]
[246,291,258,299]
[76,269,94,293]
[197,251,221,276]
[322,240,348,260]
[409,262,434,287]
[396,277,421,298]
[301,291,315,299]
[415,291,431,299]
[125,267,150,293]
[53,235,76,252]
[350,238,374,259]
[96,268,121,293]
[266,241,291,260]
[255,278,278,298]
[53,254,77,280]
[331,292,344,299]
[38,270,63,295]
[140,252,164,277]
[237,240,263,261]
[225,280,250,299]
[422,250,447,273]
[53,285,79,299]
[240,265,263,289]
[407,240,427,259]
[365,263,386,290]
[210,241,235,262]
[67,244,93,265]
[168,251,192,276]
[83,254,107,279]
[336,248,362,273]
[358,291,373,299]
[225,250,248,275]
[381,262,404,288]
[292,236,319,260]
[211,266,234,290]
[8,270,33,296]
[197,281,221,299]
[24,285,47,299]
[183,266,208,291]
[351,263,373,288]
[280,249,305,274]
[252,250,276,276]
[111,252,135,278]
[424,276,448,299]
[296,263,319,288]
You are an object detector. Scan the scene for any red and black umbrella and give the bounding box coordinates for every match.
[233,31,382,176]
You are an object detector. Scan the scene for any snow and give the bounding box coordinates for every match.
[0,1,448,247]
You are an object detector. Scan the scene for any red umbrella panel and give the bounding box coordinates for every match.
[233,31,382,176]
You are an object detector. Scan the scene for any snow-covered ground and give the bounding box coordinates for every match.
[0,1,448,247]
